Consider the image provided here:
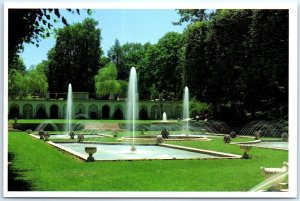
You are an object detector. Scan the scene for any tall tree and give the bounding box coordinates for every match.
[182,21,212,101]
[107,39,125,80]
[47,18,101,94]
[155,32,183,100]
[244,9,288,119]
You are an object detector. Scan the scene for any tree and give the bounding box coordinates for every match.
[8,65,48,99]
[173,9,209,25]
[155,32,183,100]
[244,9,288,119]
[207,10,253,119]
[179,9,288,123]
[138,43,160,99]
[8,69,26,98]
[182,21,212,101]
[25,65,48,96]
[107,39,125,80]
[9,56,26,72]
[47,18,101,94]
[94,63,121,99]
[8,9,90,68]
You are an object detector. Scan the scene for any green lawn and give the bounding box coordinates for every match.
[8,132,288,191]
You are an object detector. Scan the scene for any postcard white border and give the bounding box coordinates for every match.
[3,0,298,198]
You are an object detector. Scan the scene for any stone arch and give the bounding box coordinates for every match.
[163,105,171,118]
[36,104,46,119]
[139,105,148,120]
[88,104,98,119]
[62,105,67,119]
[102,105,110,119]
[23,104,33,119]
[75,104,85,119]
[175,105,182,119]
[151,105,161,120]
[50,104,59,119]
[113,105,123,120]
[9,104,19,119]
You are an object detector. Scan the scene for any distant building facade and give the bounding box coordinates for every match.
[8,96,183,120]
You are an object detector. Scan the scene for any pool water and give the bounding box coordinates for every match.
[251,142,288,150]
[56,143,219,161]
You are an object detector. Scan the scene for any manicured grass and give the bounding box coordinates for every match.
[8,132,288,191]
[9,119,177,124]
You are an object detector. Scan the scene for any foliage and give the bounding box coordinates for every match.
[8,9,91,68]
[107,39,124,79]
[47,18,101,94]
[155,32,183,100]
[94,63,121,97]
[189,98,209,118]
[8,69,26,97]
[173,9,209,25]
[8,65,48,98]
[180,9,288,122]
[9,56,26,72]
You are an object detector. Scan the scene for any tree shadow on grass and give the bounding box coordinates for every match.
[8,152,33,191]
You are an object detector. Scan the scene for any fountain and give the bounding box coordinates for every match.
[66,83,73,136]
[162,112,167,122]
[39,70,237,162]
[183,86,190,136]
[127,67,138,152]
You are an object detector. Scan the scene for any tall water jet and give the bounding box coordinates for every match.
[127,67,138,151]
[162,112,167,122]
[66,83,73,134]
[183,86,189,136]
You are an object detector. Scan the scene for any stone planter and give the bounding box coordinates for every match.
[223,135,231,143]
[157,135,163,144]
[69,131,75,139]
[44,132,50,141]
[240,144,252,159]
[85,147,97,162]
[38,130,45,139]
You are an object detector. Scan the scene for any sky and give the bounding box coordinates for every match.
[20,9,186,69]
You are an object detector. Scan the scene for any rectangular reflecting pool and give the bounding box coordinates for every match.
[251,142,288,150]
[53,143,240,161]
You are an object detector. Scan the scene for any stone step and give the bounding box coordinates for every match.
[84,123,122,131]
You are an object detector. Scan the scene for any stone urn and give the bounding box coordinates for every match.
[223,135,231,143]
[157,135,163,144]
[44,132,50,141]
[240,144,252,159]
[85,147,97,162]
[38,130,45,139]
[69,131,75,139]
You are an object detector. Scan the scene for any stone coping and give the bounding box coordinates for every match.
[120,137,210,142]
[159,143,242,159]
[230,140,262,145]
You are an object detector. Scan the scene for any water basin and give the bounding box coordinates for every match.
[54,143,237,161]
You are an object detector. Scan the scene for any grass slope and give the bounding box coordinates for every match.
[8,132,288,191]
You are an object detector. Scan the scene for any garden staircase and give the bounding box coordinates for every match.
[84,123,122,131]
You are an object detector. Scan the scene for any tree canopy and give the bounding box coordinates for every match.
[47,18,101,94]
